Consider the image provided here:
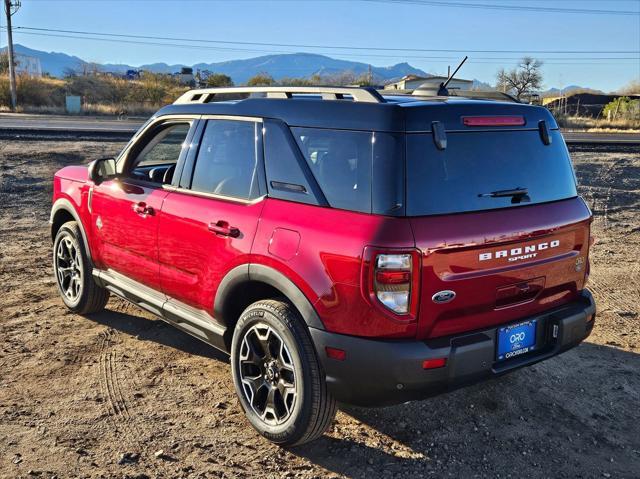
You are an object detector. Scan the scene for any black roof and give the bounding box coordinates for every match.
[154,94,557,133]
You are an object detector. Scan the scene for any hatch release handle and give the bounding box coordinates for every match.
[538,120,552,145]
[432,121,447,150]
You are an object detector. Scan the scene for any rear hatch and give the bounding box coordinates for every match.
[405,103,591,339]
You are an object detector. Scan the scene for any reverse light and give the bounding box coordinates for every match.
[463,116,526,127]
[376,254,412,270]
[374,253,413,314]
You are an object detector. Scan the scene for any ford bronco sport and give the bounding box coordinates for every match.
[51,86,595,446]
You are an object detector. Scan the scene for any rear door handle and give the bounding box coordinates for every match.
[208,220,240,238]
[133,202,155,216]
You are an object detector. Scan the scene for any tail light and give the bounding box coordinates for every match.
[363,249,420,318]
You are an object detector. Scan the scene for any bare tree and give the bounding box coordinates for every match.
[496,57,543,101]
[617,80,640,95]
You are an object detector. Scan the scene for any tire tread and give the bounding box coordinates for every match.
[55,221,109,315]
[232,299,336,446]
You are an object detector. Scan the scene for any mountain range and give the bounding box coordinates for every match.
[7,44,428,83]
[4,44,599,94]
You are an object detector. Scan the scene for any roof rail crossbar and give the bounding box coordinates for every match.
[173,86,385,104]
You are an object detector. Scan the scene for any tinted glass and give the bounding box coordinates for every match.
[406,130,578,216]
[263,120,322,206]
[135,123,190,168]
[191,120,260,200]
[372,132,405,215]
[293,128,373,213]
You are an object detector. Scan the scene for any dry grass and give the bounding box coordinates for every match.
[0,103,161,117]
[557,115,640,132]
[0,73,187,116]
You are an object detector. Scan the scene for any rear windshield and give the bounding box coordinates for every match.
[406,130,578,216]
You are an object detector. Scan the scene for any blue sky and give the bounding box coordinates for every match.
[2,0,639,91]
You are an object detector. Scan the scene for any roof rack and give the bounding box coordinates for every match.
[173,86,385,104]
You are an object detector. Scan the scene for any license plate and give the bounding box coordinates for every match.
[497,319,537,361]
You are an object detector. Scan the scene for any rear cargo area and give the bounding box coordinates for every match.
[404,112,591,339]
[411,197,591,339]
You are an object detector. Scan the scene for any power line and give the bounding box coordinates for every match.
[3,28,638,65]
[11,25,640,55]
[26,0,640,16]
[359,0,640,16]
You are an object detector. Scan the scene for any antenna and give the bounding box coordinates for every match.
[437,56,468,96]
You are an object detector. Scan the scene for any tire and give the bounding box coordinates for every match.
[231,299,337,446]
[53,221,109,314]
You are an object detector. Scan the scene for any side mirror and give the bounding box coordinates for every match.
[88,157,117,185]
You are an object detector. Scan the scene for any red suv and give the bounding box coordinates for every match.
[51,86,595,446]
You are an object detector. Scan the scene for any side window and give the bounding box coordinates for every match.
[191,120,260,200]
[128,122,191,184]
[263,119,323,206]
[292,128,372,213]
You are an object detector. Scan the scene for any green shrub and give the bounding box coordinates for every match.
[602,96,640,121]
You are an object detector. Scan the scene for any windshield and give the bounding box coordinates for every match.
[406,129,578,216]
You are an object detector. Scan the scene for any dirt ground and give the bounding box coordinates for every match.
[0,140,638,479]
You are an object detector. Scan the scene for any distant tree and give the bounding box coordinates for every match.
[0,53,9,75]
[278,76,313,86]
[206,73,234,87]
[0,52,18,75]
[496,57,544,101]
[617,80,640,95]
[246,73,275,87]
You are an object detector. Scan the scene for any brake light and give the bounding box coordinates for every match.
[374,253,414,314]
[463,116,526,127]
[376,270,411,284]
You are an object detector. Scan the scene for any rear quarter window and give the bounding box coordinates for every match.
[292,128,404,215]
[406,129,578,216]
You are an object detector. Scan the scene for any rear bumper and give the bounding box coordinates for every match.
[310,289,595,407]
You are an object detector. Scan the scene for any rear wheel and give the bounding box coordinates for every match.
[53,221,109,314]
[231,299,336,446]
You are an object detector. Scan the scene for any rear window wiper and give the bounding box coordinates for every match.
[478,187,530,203]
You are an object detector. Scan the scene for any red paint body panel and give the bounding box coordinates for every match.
[410,197,591,339]
[90,179,169,291]
[252,199,417,338]
[157,191,264,312]
[52,167,95,256]
[55,165,90,183]
[51,167,591,343]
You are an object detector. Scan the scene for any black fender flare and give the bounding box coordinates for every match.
[50,198,93,265]
[213,263,325,330]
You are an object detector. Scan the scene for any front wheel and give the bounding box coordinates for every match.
[53,221,109,314]
[231,299,336,446]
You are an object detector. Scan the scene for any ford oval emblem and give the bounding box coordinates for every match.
[432,290,456,304]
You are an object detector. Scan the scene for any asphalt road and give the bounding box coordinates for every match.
[0,113,143,132]
[1,113,639,144]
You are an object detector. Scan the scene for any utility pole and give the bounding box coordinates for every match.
[3,0,19,111]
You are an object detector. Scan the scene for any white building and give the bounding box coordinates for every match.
[384,75,473,92]
[15,53,42,77]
